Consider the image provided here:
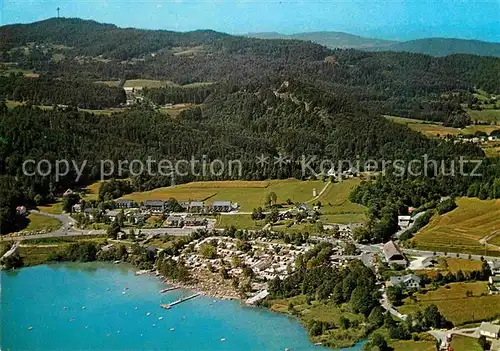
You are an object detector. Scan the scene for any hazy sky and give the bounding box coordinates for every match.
[1,0,499,41]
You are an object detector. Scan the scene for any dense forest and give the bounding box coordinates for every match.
[0,74,126,109]
[1,18,500,234]
[1,19,500,125]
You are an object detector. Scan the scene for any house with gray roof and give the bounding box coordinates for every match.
[188,201,205,213]
[489,260,500,275]
[115,199,135,209]
[143,200,165,214]
[105,209,122,222]
[212,201,232,212]
[184,217,207,227]
[389,274,421,290]
[166,215,184,228]
[479,322,500,339]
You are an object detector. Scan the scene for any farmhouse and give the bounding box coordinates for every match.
[489,260,500,275]
[71,204,82,213]
[184,217,207,227]
[489,275,500,292]
[115,199,135,209]
[212,201,233,212]
[188,201,205,213]
[143,200,165,214]
[389,274,421,289]
[479,322,500,339]
[105,209,121,222]
[383,240,407,267]
[179,201,190,210]
[84,208,99,220]
[129,213,146,225]
[166,215,183,228]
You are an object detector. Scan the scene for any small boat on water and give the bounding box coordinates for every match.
[28,327,33,331]
[113,260,121,264]
[158,317,163,320]
[221,338,226,342]
[82,306,86,310]
[146,312,151,316]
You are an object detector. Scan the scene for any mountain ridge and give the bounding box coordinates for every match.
[246,31,500,57]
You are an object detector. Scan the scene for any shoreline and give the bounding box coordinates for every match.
[143,267,242,301]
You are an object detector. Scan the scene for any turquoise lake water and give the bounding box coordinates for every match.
[0,263,364,351]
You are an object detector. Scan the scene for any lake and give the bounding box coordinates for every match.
[0,263,363,351]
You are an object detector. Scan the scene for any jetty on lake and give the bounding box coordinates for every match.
[159,286,180,294]
[160,293,201,309]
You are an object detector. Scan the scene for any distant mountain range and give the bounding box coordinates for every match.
[246,32,500,57]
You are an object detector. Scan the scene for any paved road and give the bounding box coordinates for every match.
[0,211,217,242]
[402,248,500,261]
[380,288,407,321]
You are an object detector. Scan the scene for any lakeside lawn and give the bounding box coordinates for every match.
[268,295,366,349]
[390,340,437,351]
[399,282,500,326]
[18,236,107,266]
[411,197,500,256]
[20,213,61,233]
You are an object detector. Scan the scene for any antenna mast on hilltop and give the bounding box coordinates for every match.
[57,7,60,18]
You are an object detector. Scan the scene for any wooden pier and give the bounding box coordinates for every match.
[159,286,180,294]
[160,293,201,309]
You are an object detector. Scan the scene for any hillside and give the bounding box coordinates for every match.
[0,17,499,234]
[247,31,500,57]
[246,31,396,49]
[383,38,500,57]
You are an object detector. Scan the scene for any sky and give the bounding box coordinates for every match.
[1,0,499,42]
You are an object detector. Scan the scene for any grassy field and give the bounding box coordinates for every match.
[390,340,437,351]
[317,179,367,224]
[385,115,500,138]
[21,213,61,232]
[399,282,500,325]
[450,335,483,351]
[440,258,483,273]
[411,197,500,255]
[121,179,325,211]
[216,215,265,230]
[467,108,500,124]
[38,199,64,214]
[19,236,107,266]
[158,104,194,118]
[123,79,177,88]
[81,181,105,200]
[121,178,366,228]
[268,295,366,349]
